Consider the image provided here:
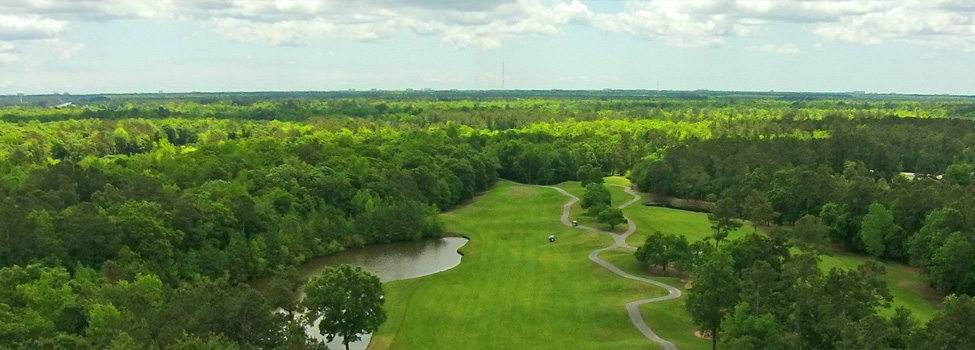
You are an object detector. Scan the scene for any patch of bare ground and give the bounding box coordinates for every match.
[694,330,712,340]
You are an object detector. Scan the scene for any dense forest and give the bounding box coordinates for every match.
[1,91,974,349]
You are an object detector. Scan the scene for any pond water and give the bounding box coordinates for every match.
[259,237,468,350]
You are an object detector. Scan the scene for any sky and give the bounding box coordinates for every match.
[0,0,973,95]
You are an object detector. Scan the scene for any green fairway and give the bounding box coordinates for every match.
[370,181,667,350]
[555,178,710,350]
[371,177,940,350]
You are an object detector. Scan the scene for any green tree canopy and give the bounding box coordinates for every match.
[581,183,611,216]
[708,198,742,248]
[686,250,739,350]
[635,231,691,271]
[301,264,386,350]
[859,203,899,258]
[597,207,626,230]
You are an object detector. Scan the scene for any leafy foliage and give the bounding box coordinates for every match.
[635,231,691,271]
[597,207,626,230]
[301,264,386,350]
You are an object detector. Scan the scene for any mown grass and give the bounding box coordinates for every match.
[556,181,632,232]
[370,181,666,350]
[600,248,710,350]
[373,177,940,349]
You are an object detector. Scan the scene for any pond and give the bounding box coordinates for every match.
[257,237,468,350]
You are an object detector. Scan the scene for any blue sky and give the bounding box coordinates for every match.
[1,0,973,95]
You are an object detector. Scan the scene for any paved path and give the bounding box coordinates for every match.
[544,184,682,350]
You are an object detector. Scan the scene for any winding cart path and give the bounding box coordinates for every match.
[544,184,682,350]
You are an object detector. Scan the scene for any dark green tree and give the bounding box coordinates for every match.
[928,232,975,294]
[708,198,742,248]
[720,303,793,350]
[635,231,691,271]
[581,183,611,216]
[915,295,975,349]
[301,264,386,350]
[576,164,604,187]
[944,163,974,186]
[743,190,775,232]
[686,250,739,350]
[597,207,626,230]
[791,215,829,253]
[264,267,304,317]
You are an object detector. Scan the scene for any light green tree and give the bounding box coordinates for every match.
[859,203,898,257]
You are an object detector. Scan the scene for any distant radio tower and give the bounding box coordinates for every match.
[502,61,505,91]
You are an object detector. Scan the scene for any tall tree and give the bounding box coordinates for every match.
[302,264,386,350]
[686,250,739,350]
[859,203,898,258]
[708,198,742,248]
[743,190,776,232]
[581,183,611,216]
[791,215,829,253]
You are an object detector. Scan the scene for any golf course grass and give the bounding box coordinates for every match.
[369,181,667,350]
[370,177,941,350]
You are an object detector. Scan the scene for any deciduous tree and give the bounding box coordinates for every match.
[686,251,739,350]
[302,264,386,350]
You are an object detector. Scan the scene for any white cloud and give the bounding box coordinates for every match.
[200,0,594,49]
[762,43,801,55]
[0,0,180,21]
[593,0,975,50]
[0,14,67,40]
[592,1,753,47]
[0,0,974,53]
[812,3,975,51]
